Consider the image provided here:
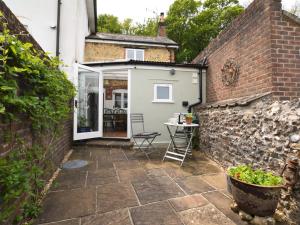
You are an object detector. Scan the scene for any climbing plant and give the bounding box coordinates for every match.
[0,12,75,224]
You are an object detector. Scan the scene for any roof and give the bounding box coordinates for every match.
[86,32,179,47]
[197,92,272,109]
[84,60,206,69]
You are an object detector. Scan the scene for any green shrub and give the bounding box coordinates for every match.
[228,165,283,186]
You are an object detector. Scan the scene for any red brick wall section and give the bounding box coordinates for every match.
[271,10,300,100]
[193,0,300,103]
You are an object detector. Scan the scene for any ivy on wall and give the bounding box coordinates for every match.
[0,12,75,224]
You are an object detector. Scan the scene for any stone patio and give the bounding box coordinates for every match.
[36,146,247,225]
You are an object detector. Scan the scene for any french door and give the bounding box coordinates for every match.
[73,64,103,140]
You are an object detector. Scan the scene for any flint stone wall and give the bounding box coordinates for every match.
[196,96,300,224]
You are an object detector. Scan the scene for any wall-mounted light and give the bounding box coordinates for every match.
[170,69,176,75]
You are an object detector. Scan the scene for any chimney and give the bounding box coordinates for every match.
[158,12,167,37]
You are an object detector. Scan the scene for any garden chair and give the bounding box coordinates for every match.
[130,113,161,157]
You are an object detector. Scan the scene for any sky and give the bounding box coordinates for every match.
[97,0,298,23]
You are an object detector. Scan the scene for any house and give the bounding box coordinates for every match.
[84,13,178,63]
[4,1,207,143]
[4,0,97,80]
[81,14,207,142]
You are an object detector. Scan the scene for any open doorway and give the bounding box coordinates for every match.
[103,71,128,138]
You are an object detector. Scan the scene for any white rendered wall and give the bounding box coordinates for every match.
[4,0,90,81]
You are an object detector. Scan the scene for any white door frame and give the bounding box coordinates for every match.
[73,63,103,140]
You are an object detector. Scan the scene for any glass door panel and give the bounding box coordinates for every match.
[74,64,103,140]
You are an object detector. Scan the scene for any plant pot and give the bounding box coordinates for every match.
[226,174,233,195]
[77,127,91,133]
[186,117,192,124]
[229,175,282,217]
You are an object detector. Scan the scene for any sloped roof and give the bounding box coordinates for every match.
[84,59,205,69]
[86,32,178,47]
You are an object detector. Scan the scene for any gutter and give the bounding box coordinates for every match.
[56,0,62,57]
[188,57,208,113]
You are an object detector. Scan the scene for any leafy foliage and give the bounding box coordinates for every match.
[0,145,45,223]
[97,14,158,36]
[228,165,284,186]
[166,0,244,62]
[0,13,75,223]
[0,23,75,130]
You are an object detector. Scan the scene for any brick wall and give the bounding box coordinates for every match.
[193,0,300,103]
[271,10,300,100]
[84,42,175,62]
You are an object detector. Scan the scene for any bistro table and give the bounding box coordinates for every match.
[163,122,199,166]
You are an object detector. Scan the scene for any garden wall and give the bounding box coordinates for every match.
[193,0,300,102]
[195,95,300,223]
[192,0,300,223]
[0,0,72,168]
[0,2,73,224]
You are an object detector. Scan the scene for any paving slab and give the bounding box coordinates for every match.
[202,191,247,225]
[175,176,215,195]
[146,168,168,177]
[132,176,185,205]
[37,218,80,225]
[87,169,118,186]
[164,167,193,179]
[169,194,209,212]
[81,209,132,225]
[37,188,96,224]
[180,161,223,176]
[201,173,227,190]
[98,160,114,169]
[130,201,183,225]
[179,204,236,225]
[114,160,142,170]
[51,170,87,191]
[117,168,148,183]
[97,183,139,213]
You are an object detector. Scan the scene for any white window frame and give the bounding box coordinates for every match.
[153,84,173,103]
[112,89,128,109]
[126,48,144,61]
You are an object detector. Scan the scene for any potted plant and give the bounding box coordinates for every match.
[77,116,91,133]
[227,165,284,217]
[185,113,193,124]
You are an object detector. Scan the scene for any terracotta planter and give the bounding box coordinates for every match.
[229,175,282,217]
[185,117,192,124]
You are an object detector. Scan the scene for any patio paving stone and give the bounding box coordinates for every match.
[114,160,142,170]
[38,218,80,225]
[36,146,245,225]
[146,168,168,177]
[202,191,247,225]
[175,176,215,194]
[169,194,209,212]
[87,169,118,186]
[81,209,132,225]
[179,204,236,225]
[98,160,114,169]
[97,183,139,213]
[51,170,87,191]
[117,168,148,183]
[132,176,185,205]
[37,188,96,224]
[201,173,227,190]
[130,201,183,225]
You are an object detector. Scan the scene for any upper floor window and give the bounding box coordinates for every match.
[126,48,144,61]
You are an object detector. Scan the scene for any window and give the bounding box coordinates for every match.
[112,89,128,109]
[126,48,144,61]
[153,84,173,103]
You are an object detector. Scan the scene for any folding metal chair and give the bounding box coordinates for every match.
[130,113,161,156]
